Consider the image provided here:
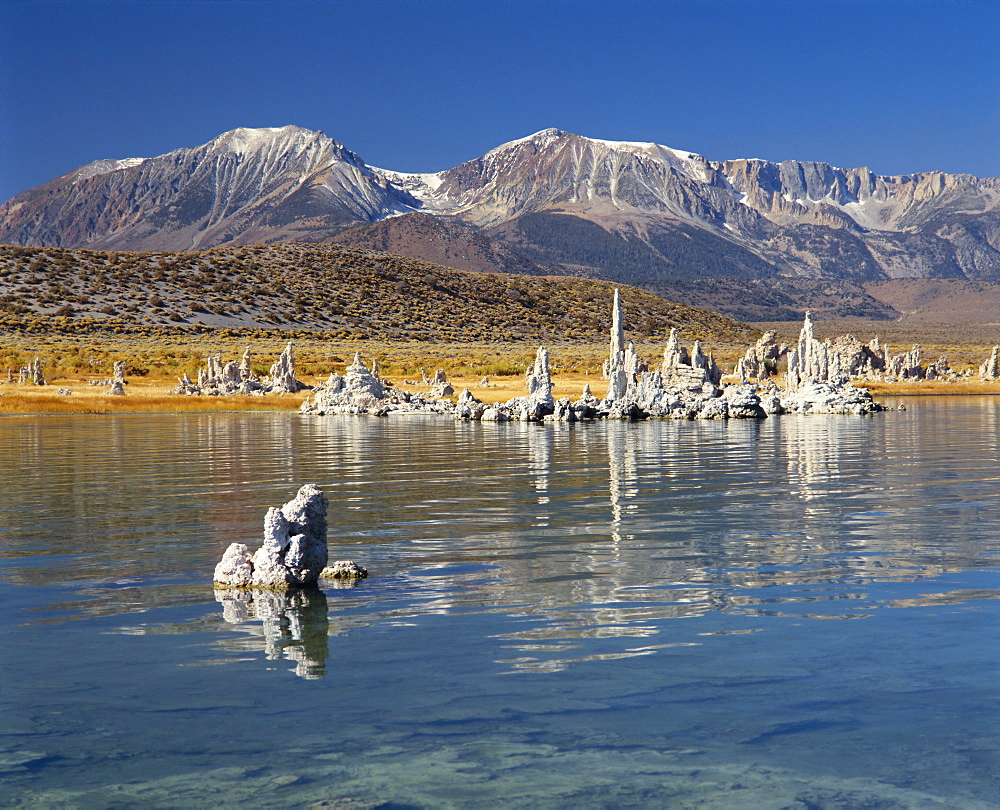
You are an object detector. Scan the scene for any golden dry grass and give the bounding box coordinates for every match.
[860,379,1000,397]
[2,327,996,414]
[0,365,615,414]
[0,383,310,414]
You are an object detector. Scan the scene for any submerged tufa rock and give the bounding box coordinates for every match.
[320,560,368,580]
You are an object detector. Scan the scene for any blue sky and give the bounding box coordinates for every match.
[2,0,998,202]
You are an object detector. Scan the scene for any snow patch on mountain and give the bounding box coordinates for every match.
[485,128,565,156]
[70,157,146,183]
[371,168,447,209]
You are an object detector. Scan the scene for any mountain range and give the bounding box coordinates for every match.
[3,125,998,319]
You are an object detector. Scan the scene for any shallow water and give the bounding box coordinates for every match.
[1,398,998,807]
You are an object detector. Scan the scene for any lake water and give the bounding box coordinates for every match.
[1,399,998,808]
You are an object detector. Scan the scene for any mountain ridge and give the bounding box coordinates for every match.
[3,126,999,317]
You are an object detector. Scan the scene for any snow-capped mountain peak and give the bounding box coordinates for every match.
[2,125,997,284]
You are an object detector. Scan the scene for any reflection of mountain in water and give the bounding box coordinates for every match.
[214,588,330,679]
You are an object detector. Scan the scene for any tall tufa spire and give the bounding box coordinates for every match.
[609,289,625,360]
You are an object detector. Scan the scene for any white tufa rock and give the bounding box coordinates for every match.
[213,543,255,588]
[979,346,999,381]
[214,485,329,589]
[107,360,127,395]
[267,342,303,393]
[302,353,399,415]
[19,357,45,386]
[734,331,782,382]
[525,346,554,407]
[781,312,884,413]
[174,344,304,396]
[295,296,887,422]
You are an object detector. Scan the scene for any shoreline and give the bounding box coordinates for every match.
[2,375,997,416]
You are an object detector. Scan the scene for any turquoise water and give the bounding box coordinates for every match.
[1,399,998,807]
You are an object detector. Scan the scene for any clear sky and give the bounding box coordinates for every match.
[2,0,998,202]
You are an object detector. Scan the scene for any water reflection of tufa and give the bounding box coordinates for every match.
[215,588,330,679]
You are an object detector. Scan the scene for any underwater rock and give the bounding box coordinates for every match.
[214,485,329,589]
[320,560,368,580]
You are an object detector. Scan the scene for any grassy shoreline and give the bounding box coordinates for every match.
[2,372,997,415]
[2,328,997,415]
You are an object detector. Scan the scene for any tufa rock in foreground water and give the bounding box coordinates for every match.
[215,485,333,589]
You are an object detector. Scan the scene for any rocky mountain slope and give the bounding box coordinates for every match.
[0,242,755,344]
[3,126,998,318]
[0,127,416,251]
[332,213,558,277]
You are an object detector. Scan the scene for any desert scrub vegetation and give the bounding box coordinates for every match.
[0,242,757,348]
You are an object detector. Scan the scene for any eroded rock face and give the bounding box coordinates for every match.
[214,484,329,589]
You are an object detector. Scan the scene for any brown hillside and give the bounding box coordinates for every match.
[331,212,558,277]
[864,279,1000,324]
[0,242,756,345]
